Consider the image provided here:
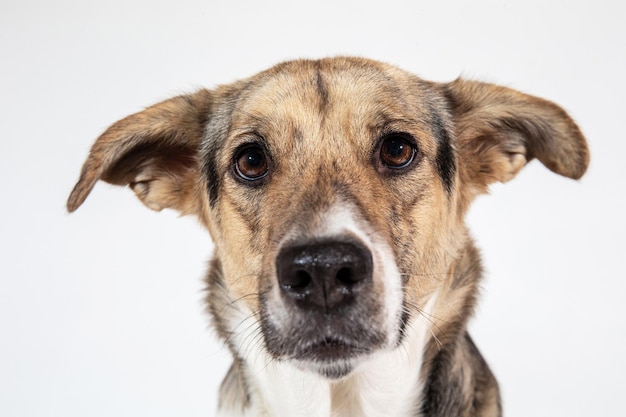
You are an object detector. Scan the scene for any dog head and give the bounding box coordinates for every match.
[68,57,588,379]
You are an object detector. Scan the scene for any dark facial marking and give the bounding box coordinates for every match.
[203,143,221,206]
[316,62,329,112]
[431,110,456,193]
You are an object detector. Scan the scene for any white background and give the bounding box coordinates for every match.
[1,0,624,416]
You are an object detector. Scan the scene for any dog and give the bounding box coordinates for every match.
[67,57,589,417]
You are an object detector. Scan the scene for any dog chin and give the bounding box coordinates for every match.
[286,337,382,379]
[294,356,361,380]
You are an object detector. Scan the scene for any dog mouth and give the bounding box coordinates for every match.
[296,336,367,362]
[261,311,383,378]
[289,336,371,379]
[260,292,391,379]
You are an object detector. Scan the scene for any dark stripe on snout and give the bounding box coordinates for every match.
[431,109,456,193]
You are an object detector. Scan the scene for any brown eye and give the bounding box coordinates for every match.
[235,145,269,181]
[380,134,416,169]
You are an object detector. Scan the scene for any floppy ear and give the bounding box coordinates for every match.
[442,79,589,191]
[67,89,213,215]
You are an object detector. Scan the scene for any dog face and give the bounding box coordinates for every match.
[68,57,588,380]
[204,60,462,378]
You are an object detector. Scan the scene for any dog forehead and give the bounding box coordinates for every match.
[233,59,425,129]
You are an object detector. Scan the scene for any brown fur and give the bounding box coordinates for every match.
[67,57,588,416]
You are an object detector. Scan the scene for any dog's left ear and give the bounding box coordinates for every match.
[67,89,213,215]
[442,79,589,191]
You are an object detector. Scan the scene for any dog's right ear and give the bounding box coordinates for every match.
[67,89,213,216]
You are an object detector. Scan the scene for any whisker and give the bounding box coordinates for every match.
[403,299,448,324]
[399,272,454,277]
[221,310,260,349]
[401,301,445,351]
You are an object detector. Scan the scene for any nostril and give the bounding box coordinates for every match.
[280,269,312,301]
[291,270,312,289]
[336,266,355,285]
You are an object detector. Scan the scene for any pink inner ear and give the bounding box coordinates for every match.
[112,149,200,213]
[130,178,169,212]
[500,153,527,183]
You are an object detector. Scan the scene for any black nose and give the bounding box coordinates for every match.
[276,240,373,312]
